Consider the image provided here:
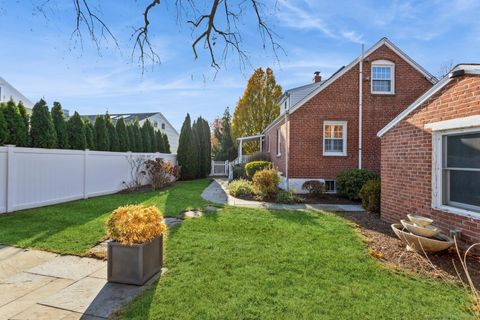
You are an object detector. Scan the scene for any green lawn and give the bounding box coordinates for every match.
[0,179,212,255]
[120,207,472,319]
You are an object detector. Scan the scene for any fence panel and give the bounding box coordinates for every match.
[0,146,176,213]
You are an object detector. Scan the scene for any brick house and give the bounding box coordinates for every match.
[378,64,480,246]
[238,38,436,192]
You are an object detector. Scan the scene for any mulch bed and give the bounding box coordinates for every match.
[336,211,480,291]
[233,193,358,205]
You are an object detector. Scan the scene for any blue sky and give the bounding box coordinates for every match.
[0,0,479,129]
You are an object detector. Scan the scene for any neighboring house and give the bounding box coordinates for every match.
[378,64,480,247]
[239,37,437,192]
[83,112,179,153]
[0,76,34,111]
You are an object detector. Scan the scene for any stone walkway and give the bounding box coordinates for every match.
[202,178,364,212]
[0,245,163,319]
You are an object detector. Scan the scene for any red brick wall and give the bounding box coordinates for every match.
[264,121,287,174]
[381,75,480,246]
[269,44,433,179]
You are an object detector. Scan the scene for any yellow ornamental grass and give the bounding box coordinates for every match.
[107,205,166,246]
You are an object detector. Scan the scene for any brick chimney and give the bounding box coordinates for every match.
[313,71,322,83]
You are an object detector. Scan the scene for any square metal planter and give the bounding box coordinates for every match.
[107,235,163,285]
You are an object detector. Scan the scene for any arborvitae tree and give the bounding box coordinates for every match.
[155,130,165,152]
[127,123,136,151]
[17,101,30,146]
[67,112,86,150]
[141,120,152,152]
[163,133,170,153]
[93,115,110,151]
[177,114,198,180]
[30,99,57,148]
[202,118,212,175]
[148,121,156,152]
[105,114,119,151]
[2,99,28,146]
[215,107,237,161]
[192,119,204,178]
[51,102,69,149]
[0,105,8,145]
[84,117,95,149]
[133,119,143,152]
[116,117,129,152]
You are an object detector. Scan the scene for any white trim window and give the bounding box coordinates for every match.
[323,121,347,156]
[371,60,395,94]
[277,127,282,156]
[432,126,480,217]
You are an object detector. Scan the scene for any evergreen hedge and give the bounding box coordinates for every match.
[105,114,119,151]
[67,112,87,150]
[51,102,69,149]
[30,99,57,148]
[84,118,95,149]
[2,99,28,146]
[177,114,198,180]
[93,115,110,151]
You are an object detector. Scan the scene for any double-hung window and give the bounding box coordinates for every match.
[439,130,480,213]
[323,121,347,156]
[371,60,394,94]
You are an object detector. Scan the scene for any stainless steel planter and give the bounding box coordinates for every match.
[107,235,163,285]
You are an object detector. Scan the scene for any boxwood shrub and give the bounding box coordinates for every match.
[245,161,272,178]
[359,179,381,213]
[336,169,378,200]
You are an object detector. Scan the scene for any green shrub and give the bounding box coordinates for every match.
[252,167,279,199]
[275,190,295,204]
[302,180,325,197]
[336,169,378,200]
[359,179,381,213]
[229,179,255,197]
[233,164,248,180]
[248,152,271,162]
[245,161,271,178]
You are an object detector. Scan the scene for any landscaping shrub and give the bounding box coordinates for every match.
[93,115,110,151]
[228,179,255,197]
[336,169,378,200]
[30,99,57,148]
[359,179,381,213]
[302,180,325,197]
[245,160,272,178]
[252,167,279,199]
[248,151,271,162]
[145,158,180,190]
[2,99,29,147]
[107,204,166,245]
[51,102,69,149]
[233,164,248,180]
[275,190,296,204]
[67,112,86,150]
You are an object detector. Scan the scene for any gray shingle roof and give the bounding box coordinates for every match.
[81,112,158,124]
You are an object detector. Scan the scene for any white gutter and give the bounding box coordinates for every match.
[285,93,290,191]
[358,44,364,169]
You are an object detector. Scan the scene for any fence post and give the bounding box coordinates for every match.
[83,149,89,199]
[6,145,15,213]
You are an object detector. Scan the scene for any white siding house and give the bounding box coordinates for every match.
[0,77,34,111]
[83,112,179,153]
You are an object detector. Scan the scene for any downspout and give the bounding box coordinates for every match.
[285,93,290,191]
[358,44,364,169]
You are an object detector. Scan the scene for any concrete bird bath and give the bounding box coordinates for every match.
[392,215,454,253]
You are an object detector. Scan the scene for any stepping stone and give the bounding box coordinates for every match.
[0,249,57,281]
[165,217,183,227]
[40,276,141,318]
[204,205,219,212]
[182,211,203,219]
[27,255,105,281]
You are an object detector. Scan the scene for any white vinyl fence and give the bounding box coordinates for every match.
[0,145,176,213]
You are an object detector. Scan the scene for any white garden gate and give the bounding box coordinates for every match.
[210,160,229,176]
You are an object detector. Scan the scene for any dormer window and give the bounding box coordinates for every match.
[371,60,395,94]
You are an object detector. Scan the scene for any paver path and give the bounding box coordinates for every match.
[0,245,160,319]
[202,178,364,212]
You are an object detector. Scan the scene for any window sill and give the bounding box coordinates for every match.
[371,91,395,95]
[323,152,347,157]
[433,204,480,220]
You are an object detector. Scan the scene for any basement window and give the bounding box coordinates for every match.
[325,180,336,193]
[432,126,480,216]
[323,121,347,156]
[371,60,395,94]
